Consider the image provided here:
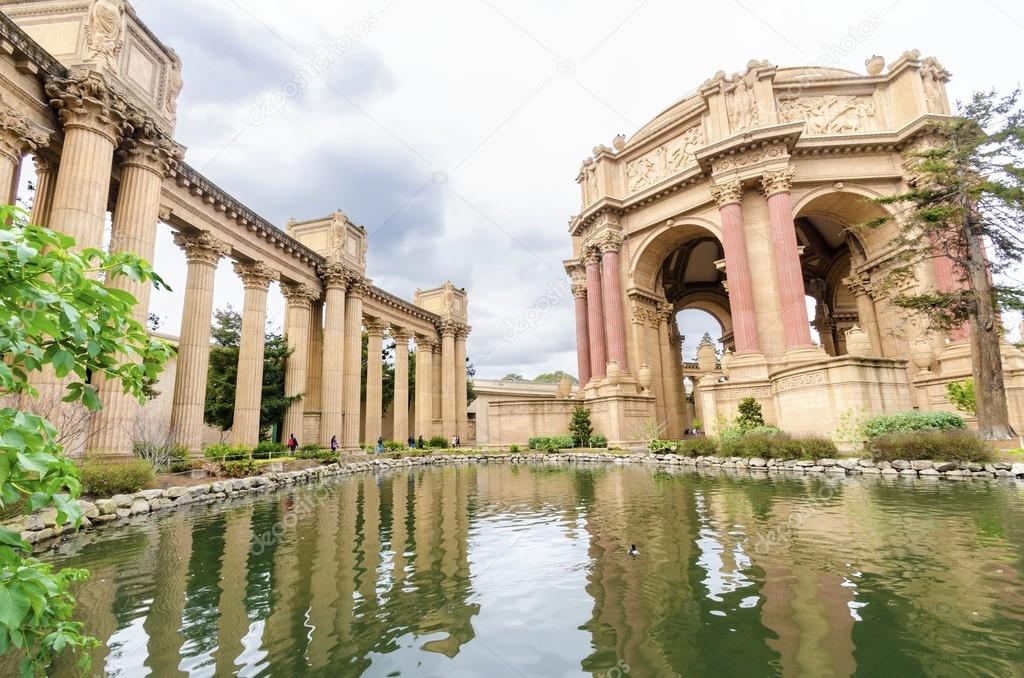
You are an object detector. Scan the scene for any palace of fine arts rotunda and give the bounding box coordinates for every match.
[0,0,471,457]
[488,53,1024,447]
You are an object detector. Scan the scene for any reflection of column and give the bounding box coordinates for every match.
[415,336,436,438]
[46,71,127,249]
[145,521,192,674]
[29,156,57,226]
[570,267,592,390]
[600,233,629,371]
[231,262,278,447]
[308,498,340,670]
[455,325,469,441]
[364,318,387,444]
[319,264,347,444]
[762,168,814,349]
[89,125,179,455]
[170,232,230,453]
[282,283,317,442]
[213,510,250,676]
[342,276,367,449]
[845,274,884,356]
[584,249,607,379]
[440,322,457,440]
[657,302,683,438]
[392,327,411,444]
[710,179,761,354]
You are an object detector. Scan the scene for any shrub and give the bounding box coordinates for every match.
[718,433,833,461]
[203,443,252,461]
[254,441,287,458]
[80,460,155,496]
[509,444,521,453]
[868,429,992,463]
[133,441,187,472]
[794,436,840,459]
[384,440,404,451]
[428,435,448,448]
[679,437,718,457]
[296,445,335,461]
[649,439,679,454]
[862,411,965,439]
[169,459,204,474]
[945,379,976,416]
[736,397,765,430]
[528,435,574,451]
[569,406,593,447]
[222,459,258,477]
[589,434,608,448]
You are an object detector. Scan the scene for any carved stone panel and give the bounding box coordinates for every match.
[625,124,704,194]
[777,95,876,135]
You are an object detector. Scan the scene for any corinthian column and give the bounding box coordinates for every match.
[710,179,761,354]
[600,232,629,372]
[657,302,683,439]
[319,264,347,444]
[0,103,48,207]
[455,324,470,441]
[231,262,278,447]
[170,231,230,453]
[45,70,129,249]
[88,122,180,456]
[843,274,884,357]
[342,275,368,449]
[392,327,411,444]
[282,283,318,443]
[568,265,591,390]
[29,156,57,227]
[584,248,607,380]
[364,318,388,445]
[439,321,457,440]
[415,335,436,439]
[762,167,814,350]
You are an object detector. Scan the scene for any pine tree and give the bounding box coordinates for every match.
[569,405,593,447]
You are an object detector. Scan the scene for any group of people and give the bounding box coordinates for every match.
[285,431,464,455]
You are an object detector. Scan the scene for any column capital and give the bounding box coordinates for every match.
[281,282,319,307]
[366,317,389,337]
[32,154,56,176]
[455,323,471,341]
[392,326,413,343]
[761,166,796,197]
[119,112,182,177]
[597,231,624,254]
[173,230,231,266]
[571,281,588,299]
[656,300,676,320]
[45,69,130,145]
[438,319,460,337]
[842,273,879,299]
[583,247,602,267]
[416,334,439,352]
[709,179,743,208]
[319,262,350,290]
[346,272,372,298]
[234,260,278,290]
[0,103,50,162]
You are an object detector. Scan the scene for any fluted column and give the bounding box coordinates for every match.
[455,325,470,441]
[568,265,591,390]
[0,103,48,207]
[657,302,683,439]
[710,179,761,354]
[231,262,278,447]
[844,274,884,357]
[762,167,814,349]
[440,322,457,440]
[671,328,691,431]
[415,335,436,439]
[282,283,317,443]
[930,235,970,342]
[342,276,368,449]
[29,156,57,226]
[88,123,179,455]
[364,318,387,445]
[599,233,629,372]
[392,327,411,444]
[45,70,128,249]
[319,264,347,444]
[170,232,230,453]
[584,249,607,380]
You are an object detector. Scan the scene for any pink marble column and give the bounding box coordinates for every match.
[930,235,970,341]
[584,250,607,379]
[763,167,814,349]
[600,234,629,371]
[711,180,761,354]
[571,276,592,388]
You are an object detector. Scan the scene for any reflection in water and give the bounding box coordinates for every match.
[21,465,1024,677]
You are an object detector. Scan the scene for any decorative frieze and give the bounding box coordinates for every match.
[771,371,826,394]
[777,95,876,135]
[625,124,704,194]
[710,141,789,176]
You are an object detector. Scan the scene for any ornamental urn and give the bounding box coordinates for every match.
[845,326,871,357]
[638,364,652,392]
[865,55,885,75]
[606,360,622,387]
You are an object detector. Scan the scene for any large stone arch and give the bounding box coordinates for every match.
[629,217,724,293]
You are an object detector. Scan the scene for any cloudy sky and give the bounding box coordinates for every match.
[126,0,1024,379]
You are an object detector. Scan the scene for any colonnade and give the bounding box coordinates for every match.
[3,68,470,456]
[570,232,631,387]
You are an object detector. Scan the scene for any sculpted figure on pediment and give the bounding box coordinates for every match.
[85,0,125,70]
[779,95,875,135]
[728,71,759,132]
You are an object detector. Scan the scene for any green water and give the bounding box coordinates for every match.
[33,464,1024,677]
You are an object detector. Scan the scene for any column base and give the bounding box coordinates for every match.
[723,352,769,381]
[937,340,972,375]
[781,344,828,368]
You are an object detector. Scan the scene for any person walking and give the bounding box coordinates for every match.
[287,433,298,454]
[330,435,339,453]
[376,436,385,454]
[408,434,415,449]
[417,435,425,449]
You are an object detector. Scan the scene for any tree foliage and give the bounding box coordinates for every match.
[568,405,593,447]
[736,397,765,431]
[868,90,1024,438]
[0,206,173,674]
[945,378,977,416]
[533,371,578,385]
[203,306,297,440]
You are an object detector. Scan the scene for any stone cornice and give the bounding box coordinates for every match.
[234,260,278,290]
[0,11,65,79]
[173,230,230,266]
[366,285,441,325]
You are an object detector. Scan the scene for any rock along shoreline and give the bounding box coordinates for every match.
[9,452,1024,551]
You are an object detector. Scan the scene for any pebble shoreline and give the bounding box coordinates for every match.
[8,452,1024,550]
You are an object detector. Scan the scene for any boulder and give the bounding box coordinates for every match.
[149,498,174,511]
[115,508,131,519]
[910,460,933,471]
[95,499,117,515]
[129,499,150,515]
[818,458,838,467]
[918,468,940,477]
[165,486,191,499]
[933,461,958,473]
[1011,463,1024,477]
[899,469,918,477]
[837,459,859,470]
[79,501,99,519]
[891,460,911,471]
[748,457,767,468]
[137,489,165,501]
[111,494,135,508]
